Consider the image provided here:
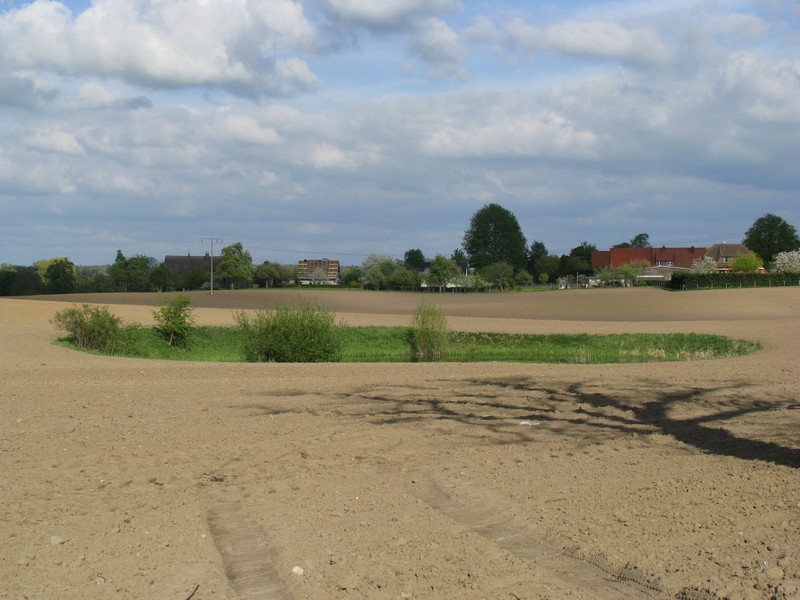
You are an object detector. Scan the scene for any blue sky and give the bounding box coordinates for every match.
[1,0,798,266]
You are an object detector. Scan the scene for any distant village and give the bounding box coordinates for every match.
[163,242,756,288]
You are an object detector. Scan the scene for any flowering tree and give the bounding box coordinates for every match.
[772,251,800,273]
[690,256,718,274]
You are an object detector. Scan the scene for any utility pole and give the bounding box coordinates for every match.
[201,237,223,295]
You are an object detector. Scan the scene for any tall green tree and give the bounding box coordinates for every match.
[536,255,561,283]
[403,249,425,271]
[630,233,651,248]
[527,240,547,277]
[216,242,255,289]
[743,213,800,264]
[450,248,468,264]
[562,241,597,275]
[44,258,77,294]
[462,203,527,271]
[108,250,153,291]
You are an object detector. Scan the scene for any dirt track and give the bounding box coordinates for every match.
[1,288,798,599]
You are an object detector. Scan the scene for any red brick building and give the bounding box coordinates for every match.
[591,247,706,269]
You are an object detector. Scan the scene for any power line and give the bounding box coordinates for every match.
[201,237,222,295]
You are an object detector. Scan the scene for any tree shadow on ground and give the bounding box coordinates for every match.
[352,377,800,469]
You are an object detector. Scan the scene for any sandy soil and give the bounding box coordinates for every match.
[1,287,798,600]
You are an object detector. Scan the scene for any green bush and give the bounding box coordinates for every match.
[153,294,195,348]
[235,303,343,362]
[51,304,127,354]
[410,301,449,361]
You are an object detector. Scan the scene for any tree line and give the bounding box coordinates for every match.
[2,208,798,296]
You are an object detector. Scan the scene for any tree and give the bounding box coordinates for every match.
[44,258,77,294]
[426,255,460,291]
[617,263,639,287]
[690,256,718,274]
[568,241,597,272]
[108,250,129,290]
[772,251,800,273]
[527,241,547,277]
[148,264,175,292]
[216,242,254,289]
[731,251,762,273]
[108,250,153,291]
[341,265,362,287]
[743,213,800,264]
[0,265,16,296]
[479,262,514,290]
[462,203,527,272]
[9,266,44,295]
[255,262,290,288]
[153,294,195,348]
[389,265,420,290]
[630,233,651,248]
[450,248,468,264]
[403,249,425,272]
[180,266,209,290]
[361,254,397,290]
[536,255,561,283]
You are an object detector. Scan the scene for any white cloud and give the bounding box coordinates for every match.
[217,114,282,146]
[308,143,357,169]
[23,129,86,155]
[0,71,58,108]
[422,108,599,160]
[0,0,319,98]
[411,17,466,77]
[324,0,459,28]
[504,17,668,66]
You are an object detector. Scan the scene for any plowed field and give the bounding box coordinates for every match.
[2,287,798,599]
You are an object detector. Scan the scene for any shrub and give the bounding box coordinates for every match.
[153,294,195,348]
[410,302,449,361]
[235,303,343,362]
[51,304,126,354]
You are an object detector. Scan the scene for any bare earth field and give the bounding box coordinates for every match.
[1,287,798,600]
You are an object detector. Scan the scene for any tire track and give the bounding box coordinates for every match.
[207,497,293,600]
[408,473,664,599]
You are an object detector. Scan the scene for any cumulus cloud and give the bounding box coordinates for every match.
[423,111,599,160]
[410,17,466,77]
[0,0,320,98]
[23,129,86,155]
[504,17,668,66]
[0,71,58,108]
[323,0,459,29]
[77,82,150,110]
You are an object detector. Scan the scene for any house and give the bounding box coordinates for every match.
[591,247,706,270]
[296,259,341,285]
[704,243,749,272]
[163,254,218,275]
[591,246,707,282]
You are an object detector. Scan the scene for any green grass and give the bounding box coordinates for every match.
[57,325,761,364]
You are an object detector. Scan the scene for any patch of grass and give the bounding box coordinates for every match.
[62,325,760,364]
[410,302,449,361]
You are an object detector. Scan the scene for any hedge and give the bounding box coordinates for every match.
[668,272,800,290]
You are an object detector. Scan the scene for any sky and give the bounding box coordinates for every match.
[1,0,798,266]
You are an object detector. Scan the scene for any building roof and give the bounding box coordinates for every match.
[163,254,217,274]
[705,243,749,260]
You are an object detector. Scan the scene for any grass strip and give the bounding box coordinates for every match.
[58,325,761,364]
